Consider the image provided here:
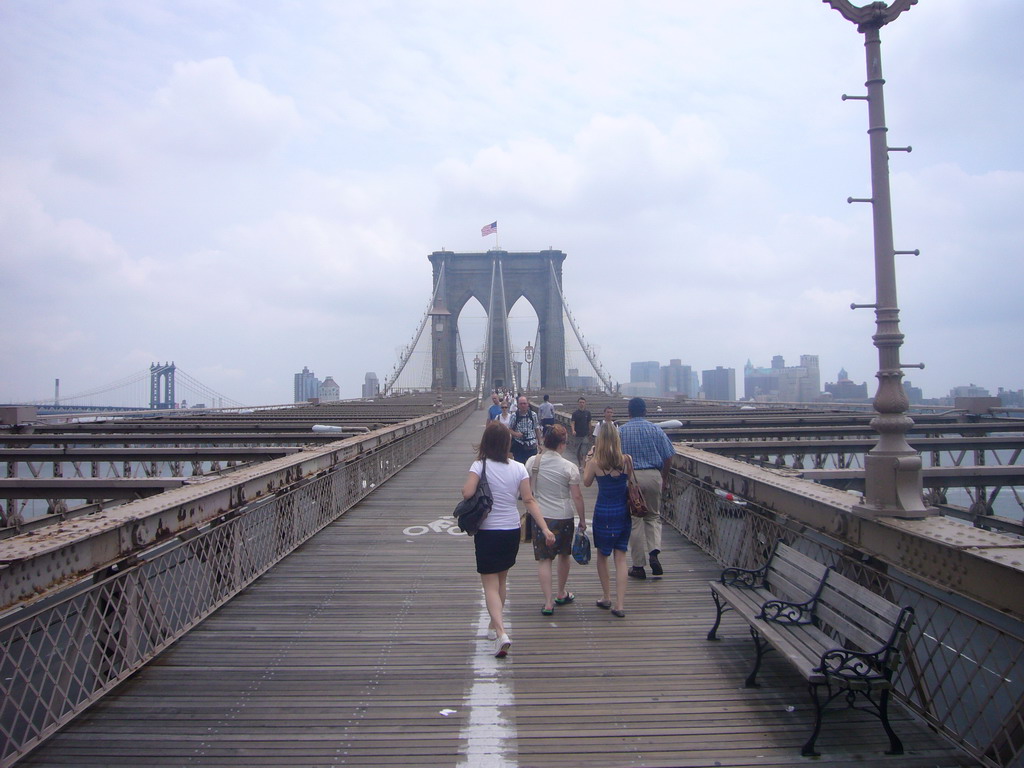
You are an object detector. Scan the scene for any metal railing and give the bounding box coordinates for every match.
[663,462,1024,768]
[0,402,473,767]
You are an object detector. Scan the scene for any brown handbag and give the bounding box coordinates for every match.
[625,455,648,517]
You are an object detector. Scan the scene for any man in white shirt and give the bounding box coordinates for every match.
[538,394,556,436]
[592,405,617,438]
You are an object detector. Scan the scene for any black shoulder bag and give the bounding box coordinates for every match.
[454,459,493,535]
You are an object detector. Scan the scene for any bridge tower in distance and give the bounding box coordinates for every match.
[427,249,567,392]
[150,362,176,409]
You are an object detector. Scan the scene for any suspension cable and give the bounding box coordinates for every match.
[383,262,446,395]
[549,261,614,394]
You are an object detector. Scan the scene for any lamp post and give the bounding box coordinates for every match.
[473,354,483,396]
[824,0,932,518]
[524,342,535,393]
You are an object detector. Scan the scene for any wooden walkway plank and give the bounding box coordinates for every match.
[20,414,977,767]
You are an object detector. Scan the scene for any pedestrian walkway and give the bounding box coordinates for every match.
[20,413,975,767]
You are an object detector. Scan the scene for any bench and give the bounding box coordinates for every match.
[707,541,916,757]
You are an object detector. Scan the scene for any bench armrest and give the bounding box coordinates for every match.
[815,647,891,683]
[719,564,767,588]
[757,597,816,625]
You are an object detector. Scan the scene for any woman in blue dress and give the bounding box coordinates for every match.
[582,422,633,617]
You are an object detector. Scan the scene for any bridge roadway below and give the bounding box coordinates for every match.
[19,414,975,768]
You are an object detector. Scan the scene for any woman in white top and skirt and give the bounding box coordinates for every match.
[463,421,555,657]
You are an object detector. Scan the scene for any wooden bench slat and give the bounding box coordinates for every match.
[821,570,903,622]
[814,600,892,654]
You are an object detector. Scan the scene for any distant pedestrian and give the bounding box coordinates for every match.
[486,392,502,422]
[462,421,555,658]
[618,397,675,580]
[582,422,632,617]
[509,395,542,465]
[569,397,592,465]
[525,425,587,615]
[538,394,556,435]
[593,405,617,438]
[496,400,513,429]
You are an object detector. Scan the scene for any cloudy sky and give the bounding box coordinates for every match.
[2,1,1022,406]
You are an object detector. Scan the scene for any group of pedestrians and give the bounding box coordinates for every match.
[463,394,675,657]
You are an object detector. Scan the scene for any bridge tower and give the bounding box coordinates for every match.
[427,250,567,392]
[150,362,176,409]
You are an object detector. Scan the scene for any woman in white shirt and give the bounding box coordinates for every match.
[525,425,587,615]
[463,421,555,658]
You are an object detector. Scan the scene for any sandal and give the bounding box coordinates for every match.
[596,599,612,610]
[611,608,626,618]
[554,592,575,605]
[541,606,554,616]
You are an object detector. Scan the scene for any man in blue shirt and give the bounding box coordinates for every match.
[618,397,675,579]
[486,392,502,422]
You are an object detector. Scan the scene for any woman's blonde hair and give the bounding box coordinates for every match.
[594,422,625,472]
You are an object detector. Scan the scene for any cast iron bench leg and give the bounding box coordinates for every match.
[707,590,727,641]
[802,681,826,757]
[879,688,904,755]
[744,626,769,688]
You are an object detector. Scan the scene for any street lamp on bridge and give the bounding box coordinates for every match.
[825,0,933,519]
[524,342,535,393]
[473,355,483,395]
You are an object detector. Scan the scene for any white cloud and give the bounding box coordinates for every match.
[1,0,1022,404]
[146,57,301,160]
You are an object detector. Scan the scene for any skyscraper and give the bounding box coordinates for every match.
[744,355,821,402]
[294,366,320,403]
[661,359,694,397]
[702,366,736,401]
[362,372,379,399]
[630,361,661,386]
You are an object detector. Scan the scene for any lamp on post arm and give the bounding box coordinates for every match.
[825,0,933,518]
[524,342,535,393]
[473,354,483,397]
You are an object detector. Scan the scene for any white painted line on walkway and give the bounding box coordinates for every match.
[457,595,517,768]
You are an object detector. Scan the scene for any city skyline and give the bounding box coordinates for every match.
[2,2,1022,406]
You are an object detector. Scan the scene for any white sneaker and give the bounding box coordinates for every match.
[486,628,497,641]
[494,634,511,658]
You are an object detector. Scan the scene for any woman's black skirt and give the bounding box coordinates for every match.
[474,528,521,574]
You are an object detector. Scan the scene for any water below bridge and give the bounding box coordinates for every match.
[18,413,976,767]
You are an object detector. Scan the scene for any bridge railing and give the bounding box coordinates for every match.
[663,446,1024,768]
[0,401,474,768]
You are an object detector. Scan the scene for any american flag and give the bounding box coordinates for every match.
[480,221,497,237]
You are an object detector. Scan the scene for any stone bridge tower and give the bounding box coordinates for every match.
[426,249,567,392]
[150,362,176,410]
